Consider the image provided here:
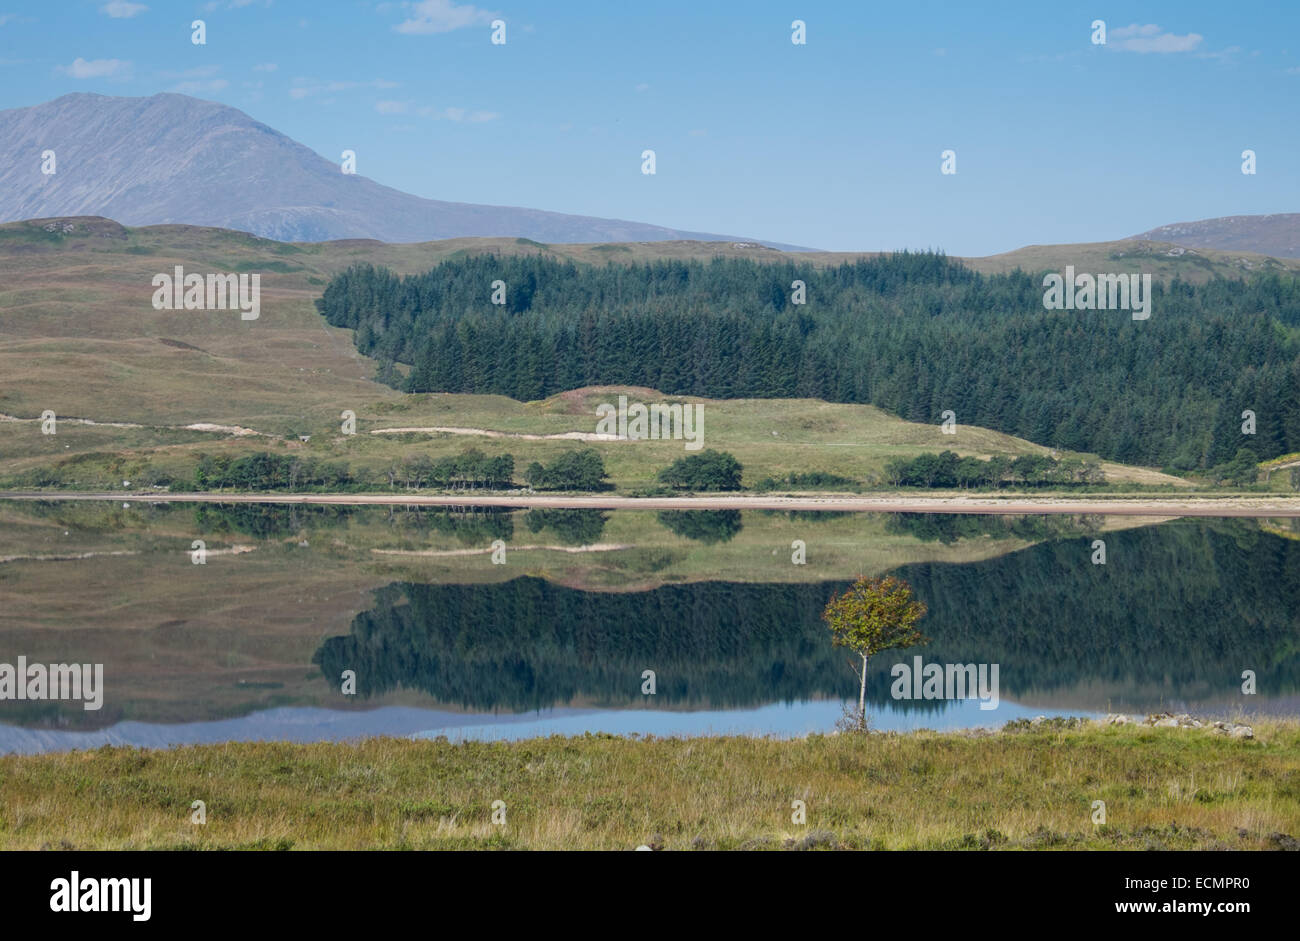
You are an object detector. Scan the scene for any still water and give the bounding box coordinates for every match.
[1,502,1295,753]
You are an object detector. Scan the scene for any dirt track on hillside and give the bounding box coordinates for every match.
[4,491,1300,517]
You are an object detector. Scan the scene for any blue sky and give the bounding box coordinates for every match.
[2,0,1298,253]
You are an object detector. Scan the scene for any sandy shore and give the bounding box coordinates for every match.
[3,491,1299,517]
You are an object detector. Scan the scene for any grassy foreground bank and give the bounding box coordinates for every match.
[2,720,1298,850]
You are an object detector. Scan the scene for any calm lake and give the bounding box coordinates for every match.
[1,500,1296,753]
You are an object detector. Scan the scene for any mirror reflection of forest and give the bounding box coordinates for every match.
[316,517,1300,714]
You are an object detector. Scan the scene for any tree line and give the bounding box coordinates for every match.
[187,448,611,493]
[194,452,356,491]
[657,450,744,490]
[884,451,1106,488]
[315,253,1300,469]
[523,449,609,490]
[384,448,515,490]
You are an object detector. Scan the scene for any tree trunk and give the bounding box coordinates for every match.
[858,654,868,728]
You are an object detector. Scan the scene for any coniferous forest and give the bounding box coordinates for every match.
[315,252,1300,469]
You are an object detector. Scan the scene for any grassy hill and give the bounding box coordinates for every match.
[0,217,1264,492]
[957,237,1300,279]
[1132,213,1300,261]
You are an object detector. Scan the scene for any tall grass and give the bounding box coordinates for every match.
[2,720,1297,850]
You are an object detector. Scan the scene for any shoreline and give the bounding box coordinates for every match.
[2,490,1300,517]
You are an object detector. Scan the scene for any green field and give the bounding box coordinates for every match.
[2,720,1296,850]
[0,217,1211,493]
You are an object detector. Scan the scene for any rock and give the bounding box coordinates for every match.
[1230,725,1254,739]
[1268,832,1300,851]
[1106,714,1130,726]
[1154,716,1179,728]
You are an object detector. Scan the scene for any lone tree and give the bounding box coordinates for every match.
[823,575,928,731]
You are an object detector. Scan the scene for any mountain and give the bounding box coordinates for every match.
[0,93,806,248]
[1131,213,1300,260]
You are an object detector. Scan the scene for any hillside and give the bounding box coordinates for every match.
[318,249,1300,470]
[0,93,803,248]
[955,237,1300,279]
[0,217,1192,492]
[1132,213,1300,260]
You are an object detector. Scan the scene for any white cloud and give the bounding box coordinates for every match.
[252,63,278,72]
[1199,45,1242,62]
[101,1,147,17]
[170,78,229,94]
[161,65,220,79]
[379,101,500,122]
[416,105,499,122]
[394,0,495,35]
[58,57,132,79]
[1109,24,1203,54]
[291,77,400,99]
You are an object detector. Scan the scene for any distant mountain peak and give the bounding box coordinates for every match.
[0,93,808,249]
